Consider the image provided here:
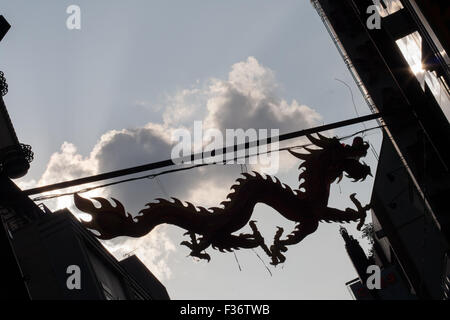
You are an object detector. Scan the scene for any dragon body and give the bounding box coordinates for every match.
[74,133,372,265]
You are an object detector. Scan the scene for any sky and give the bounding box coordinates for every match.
[1,1,382,299]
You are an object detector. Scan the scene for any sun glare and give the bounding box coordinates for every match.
[396,32,424,76]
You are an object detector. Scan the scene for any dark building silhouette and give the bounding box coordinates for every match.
[340,227,373,285]
[312,0,450,299]
[1,178,170,300]
[0,16,32,180]
[120,255,170,300]
[0,14,34,300]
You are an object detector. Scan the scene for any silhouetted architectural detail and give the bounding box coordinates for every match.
[341,223,417,300]
[0,16,33,179]
[0,14,33,300]
[340,227,372,285]
[75,134,372,266]
[0,71,8,96]
[120,255,170,300]
[1,177,169,300]
[312,0,450,299]
[0,15,11,42]
[0,182,30,299]
[367,134,447,299]
[13,208,169,299]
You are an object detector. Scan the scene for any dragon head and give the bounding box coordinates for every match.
[288,133,373,189]
[342,158,372,182]
[342,137,372,182]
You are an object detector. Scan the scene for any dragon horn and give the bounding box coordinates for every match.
[306,133,329,148]
[316,132,334,144]
[288,149,311,160]
[367,165,373,177]
[303,146,318,153]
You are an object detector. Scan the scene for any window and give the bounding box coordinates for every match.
[374,0,404,18]
[396,32,450,122]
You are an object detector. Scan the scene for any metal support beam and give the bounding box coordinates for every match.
[24,112,384,196]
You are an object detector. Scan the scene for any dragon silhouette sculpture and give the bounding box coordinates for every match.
[74,133,372,265]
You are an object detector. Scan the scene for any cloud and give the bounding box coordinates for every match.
[21,57,322,280]
[102,227,176,280]
[204,57,321,131]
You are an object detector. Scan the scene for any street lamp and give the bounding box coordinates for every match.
[0,16,33,179]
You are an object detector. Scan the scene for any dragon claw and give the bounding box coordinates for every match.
[180,241,193,249]
[181,231,212,262]
[269,244,287,266]
[190,251,211,262]
[348,194,371,231]
[269,227,288,266]
[248,220,265,245]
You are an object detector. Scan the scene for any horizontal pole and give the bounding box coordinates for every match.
[23,112,383,196]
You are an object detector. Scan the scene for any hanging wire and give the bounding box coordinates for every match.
[335,78,380,161]
[335,78,363,124]
[233,251,242,271]
[31,125,384,202]
[252,248,273,277]
[154,176,169,198]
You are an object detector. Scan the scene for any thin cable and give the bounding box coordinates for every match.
[252,248,272,277]
[335,78,380,160]
[370,143,380,162]
[335,78,362,120]
[32,163,209,201]
[154,176,169,198]
[233,251,242,271]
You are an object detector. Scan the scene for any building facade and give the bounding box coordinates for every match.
[1,177,169,300]
[312,0,450,299]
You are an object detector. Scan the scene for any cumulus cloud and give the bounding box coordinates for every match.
[20,57,322,280]
[204,57,320,131]
[102,228,176,280]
